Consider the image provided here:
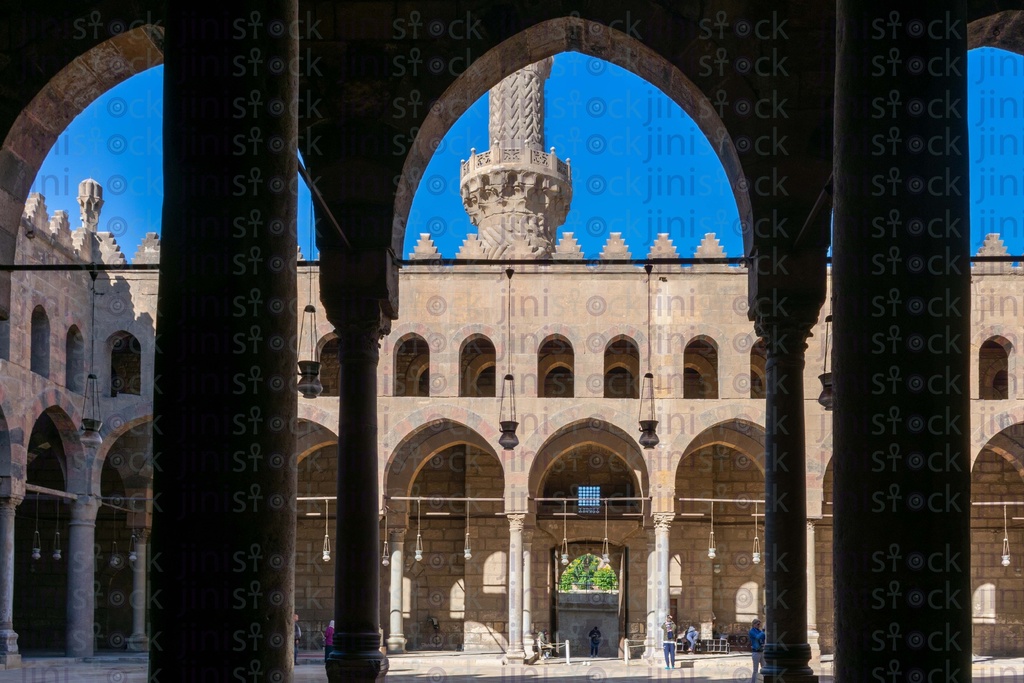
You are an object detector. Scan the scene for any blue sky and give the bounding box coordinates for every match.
[29,48,1024,262]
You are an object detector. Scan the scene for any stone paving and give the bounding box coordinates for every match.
[3,653,1024,682]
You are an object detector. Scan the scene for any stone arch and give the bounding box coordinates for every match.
[683,335,720,399]
[528,419,650,504]
[749,339,767,399]
[391,17,751,259]
[31,305,50,377]
[385,418,501,524]
[538,334,574,399]
[604,336,640,399]
[295,419,337,464]
[108,331,142,396]
[675,419,767,475]
[317,333,339,397]
[0,25,164,317]
[393,333,430,397]
[459,334,497,398]
[980,335,1013,400]
[968,11,1024,53]
[65,325,85,392]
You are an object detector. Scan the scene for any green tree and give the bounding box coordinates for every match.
[558,554,619,591]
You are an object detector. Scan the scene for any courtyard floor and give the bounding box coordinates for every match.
[3,652,1024,681]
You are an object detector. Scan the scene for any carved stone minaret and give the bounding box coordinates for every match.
[459,58,572,260]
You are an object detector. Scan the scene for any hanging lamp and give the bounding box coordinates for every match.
[817,314,834,410]
[414,499,424,562]
[638,264,659,448]
[381,506,390,567]
[297,202,323,399]
[707,502,716,560]
[498,267,519,449]
[463,494,473,561]
[52,500,62,561]
[1002,504,1011,567]
[752,501,761,565]
[31,495,41,561]
[128,533,138,563]
[560,500,569,565]
[322,498,331,562]
[80,270,102,448]
[601,498,610,565]
[109,540,124,573]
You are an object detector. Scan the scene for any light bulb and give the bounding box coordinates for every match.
[464,549,472,560]
[322,550,331,562]
[129,550,138,562]
[561,553,568,565]
[602,553,610,563]
[31,548,41,561]
[53,549,62,561]
[752,552,761,565]
[382,556,390,567]
[707,548,716,559]
[415,549,423,562]
[1002,554,1011,567]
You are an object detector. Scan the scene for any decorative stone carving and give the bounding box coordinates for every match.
[975,233,1010,274]
[410,234,440,260]
[600,233,632,260]
[647,233,679,260]
[460,60,572,260]
[692,233,731,272]
[652,513,673,531]
[554,232,584,259]
[133,232,162,264]
[77,178,104,232]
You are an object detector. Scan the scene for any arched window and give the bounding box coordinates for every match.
[319,337,339,397]
[459,336,496,397]
[973,583,996,624]
[980,337,1011,400]
[110,332,141,396]
[604,338,639,398]
[750,339,767,399]
[684,337,719,399]
[538,336,574,398]
[736,580,760,622]
[394,335,430,396]
[30,306,50,377]
[65,326,85,392]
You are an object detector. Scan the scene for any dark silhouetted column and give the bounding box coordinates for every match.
[833,2,971,680]
[151,2,298,679]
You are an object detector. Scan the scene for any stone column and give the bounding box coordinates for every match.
[806,522,819,670]
[522,528,534,655]
[506,514,525,662]
[653,514,672,623]
[645,530,657,656]
[755,315,816,683]
[0,497,21,668]
[386,529,406,654]
[152,1,298,679]
[833,2,971,681]
[128,530,148,651]
[327,305,389,682]
[66,495,99,657]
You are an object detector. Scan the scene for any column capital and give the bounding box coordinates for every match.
[0,496,22,512]
[130,528,150,543]
[806,521,816,532]
[508,513,525,531]
[652,513,673,531]
[387,528,406,542]
[753,314,816,355]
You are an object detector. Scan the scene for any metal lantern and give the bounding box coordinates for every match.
[752,502,761,565]
[1003,505,1012,567]
[297,305,323,399]
[707,503,716,559]
[414,500,424,562]
[31,530,41,561]
[81,373,103,448]
[321,498,331,562]
[817,315,833,411]
[638,265,659,448]
[497,268,518,450]
[381,507,391,567]
[128,534,138,563]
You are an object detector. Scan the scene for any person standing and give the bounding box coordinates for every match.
[293,614,301,666]
[661,615,676,669]
[749,618,766,683]
[588,625,601,657]
[323,620,335,662]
